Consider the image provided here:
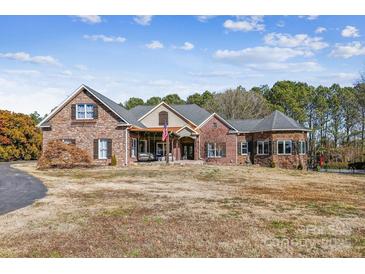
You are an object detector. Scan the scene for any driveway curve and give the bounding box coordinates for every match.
[0,162,47,215]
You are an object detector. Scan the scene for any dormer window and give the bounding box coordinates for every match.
[76,104,94,119]
[159,111,168,125]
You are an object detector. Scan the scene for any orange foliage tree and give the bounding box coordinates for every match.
[0,110,42,161]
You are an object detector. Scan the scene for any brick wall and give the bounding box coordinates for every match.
[198,115,237,164]
[41,89,127,166]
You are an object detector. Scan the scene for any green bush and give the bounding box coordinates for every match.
[323,162,348,170]
[270,160,276,168]
[111,155,117,166]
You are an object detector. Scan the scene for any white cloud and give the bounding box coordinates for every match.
[133,16,153,26]
[146,40,164,49]
[264,33,328,50]
[0,52,60,66]
[60,70,73,76]
[223,16,265,32]
[247,61,322,72]
[178,42,194,51]
[83,34,126,43]
[315,27,327,34]
[3,69,41,76]
[74,15,102,24]
[299,15,319,21]
[196,16,215,22]
[330,42,365,58]
[214,46,311,63]
[341,25,360,38]
[74,64,88,71]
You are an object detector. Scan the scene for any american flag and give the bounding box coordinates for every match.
[162,121,169,141]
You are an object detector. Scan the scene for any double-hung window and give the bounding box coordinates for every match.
[207,143,226,158]
[241,142,248,155]
[98,139,108,159]
[76,104,94,119]
[299,140,306,155]
[131,138,137,157]
[257,141,269,155]
[277,140,292,155]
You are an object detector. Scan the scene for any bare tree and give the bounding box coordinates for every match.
[204,86,271,119]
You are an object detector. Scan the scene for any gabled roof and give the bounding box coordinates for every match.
[38,85,145,128]
[83,85,145,128]
[129,103,212,126]
[229,110,309,133]
[196,113,238,132]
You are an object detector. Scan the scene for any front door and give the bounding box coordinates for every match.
[181,143,194,160]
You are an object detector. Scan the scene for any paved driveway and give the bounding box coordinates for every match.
[0,162,47,215]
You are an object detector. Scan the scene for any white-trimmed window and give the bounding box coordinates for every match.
[207,143,226,158]
[131,138,137,157]
[241,142,248,155]
[277,140,292,155]
[139,140,147,154]
[299,140,306,155]
[98,139,108,159]
[76,104,94,119]
[257,141,269,155]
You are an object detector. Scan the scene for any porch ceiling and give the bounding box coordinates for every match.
[129,126,182,133]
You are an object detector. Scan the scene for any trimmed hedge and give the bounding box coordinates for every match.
[37,140,92,169]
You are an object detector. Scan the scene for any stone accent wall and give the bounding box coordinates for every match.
[198,115,237,164]
[41,89,127,166]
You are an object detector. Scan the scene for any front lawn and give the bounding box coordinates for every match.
[0,163,364,257]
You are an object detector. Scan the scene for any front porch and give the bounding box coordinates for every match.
[129,126,199,162]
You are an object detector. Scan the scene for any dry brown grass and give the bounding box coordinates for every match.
[0,163,364,257]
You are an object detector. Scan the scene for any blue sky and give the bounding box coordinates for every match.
[0,15,364,115]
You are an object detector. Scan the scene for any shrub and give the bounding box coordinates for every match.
[297,162,303,170]
[323,162,348,170]
[111,155,117,166]
[270,160,276,168]
[37,140,91,169]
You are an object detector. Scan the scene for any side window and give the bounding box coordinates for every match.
[299,141,306,154]
[98,139,108,159]
[277,140,292,155]
[76,104,94,119]
[241,142,248,154]
[131,138,137,157]
[159,111,168,125]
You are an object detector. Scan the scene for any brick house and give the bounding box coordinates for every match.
[38,85,309,169]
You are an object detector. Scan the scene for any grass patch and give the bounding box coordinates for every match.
[306,202,360,217]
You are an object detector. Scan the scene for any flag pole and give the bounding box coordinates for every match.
[166,131,170,164]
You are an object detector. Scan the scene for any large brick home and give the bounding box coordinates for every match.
[38,85,309,169]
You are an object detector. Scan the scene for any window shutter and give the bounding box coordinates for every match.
[93,104,98,119]
[253,141,257,155]
[71,104,76,120]
[268,141,272,155]
[237,142,242,155]
[272,141,277,155]
[93,139,98,159]
[107,139,112,159]
[248,141,253,154]
[205,142,208,158]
